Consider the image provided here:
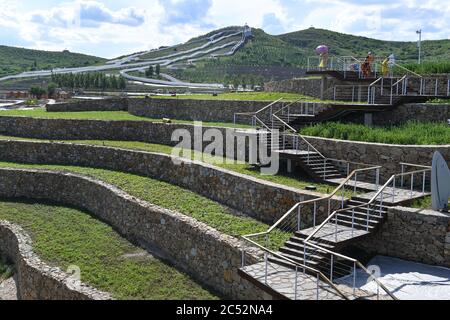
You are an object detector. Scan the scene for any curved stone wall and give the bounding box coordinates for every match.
[0,220,111,300]
[0,139,329,225]
[304,135,450,179]
[0,168,267,300]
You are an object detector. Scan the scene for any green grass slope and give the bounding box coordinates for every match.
[0,46,106,77]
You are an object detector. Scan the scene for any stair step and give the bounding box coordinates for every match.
[288,237,336,250]
[333,213,382,225]
[330,218,377,231]
[279,247,326,262]
[270,252,321,267]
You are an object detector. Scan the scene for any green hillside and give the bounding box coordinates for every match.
[0,46,106,77]
[278,27,450,61]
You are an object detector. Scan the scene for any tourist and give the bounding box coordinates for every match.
[381,56,390,77]
[361,56,371,78]
[367,52,375,75]
[388,54,396,76]
[319,52,328,71]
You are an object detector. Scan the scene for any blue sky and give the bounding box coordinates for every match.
[0,0,448,58]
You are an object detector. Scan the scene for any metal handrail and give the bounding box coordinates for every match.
[392,75,407,88]
[393,63,422,78]
[255,98,284,116]
[272,98,305,117]
[241,235,349,300]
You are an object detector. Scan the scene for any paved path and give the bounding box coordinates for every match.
[0,276,17,300]
[241,261,345,300]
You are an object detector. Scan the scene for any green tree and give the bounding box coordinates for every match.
[47,82,58,98]
[155,64,160,75]
[29,86,46,99]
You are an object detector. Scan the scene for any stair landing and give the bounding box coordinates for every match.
[298,223,370,245]
[239,261,345,300]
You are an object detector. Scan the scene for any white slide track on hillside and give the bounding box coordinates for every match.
[0,28,249,89]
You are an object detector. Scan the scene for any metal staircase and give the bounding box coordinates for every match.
[234,98,433,300]
[240,163,432,300]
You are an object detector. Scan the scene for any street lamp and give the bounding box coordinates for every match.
[416,29,422,64]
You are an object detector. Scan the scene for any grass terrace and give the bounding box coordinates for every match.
[427,98,450,105]
[0,161,291,250]
[0,259,12,282]
[301,121,450,145]
[0,135,340,195]
[0,108,249,129]
[0,200,218,300]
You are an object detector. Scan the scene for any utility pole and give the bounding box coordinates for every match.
[416,29,422,64]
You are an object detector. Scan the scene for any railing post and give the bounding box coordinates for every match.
[351,208,355,236]
[316,273,320,300]
[353,261,356,296]
[323,158,327,179]
[447,79,450,96]
[379,191,384,217]
[400,164,404,187]
[410,173,414,199]
[341,188,345,209]
[303,246,306,275]
[375,168,380,191]
[241,248,245,267]
[354,172,358,193]
[233,114,236,125]
[347,162,350,177]
[313,202,317,228]
[307,145,310,164]
[335,213,338,242]
[294,266,298,300]
[366,205,370,231]
[297,205,301,231]
[264,252,268,284]
[328,198,331,216]
[422,171,426,195]
[330,254,334,282]
[392,176,396,202]
[435,78,439,96]
[333,86,336,101]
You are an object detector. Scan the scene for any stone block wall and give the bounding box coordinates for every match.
[0,220,111,300]
[47,98,128,112]
[0,168,269,300]
[358,206,450,267]
[0,139,330,225]
[304,135,450,179]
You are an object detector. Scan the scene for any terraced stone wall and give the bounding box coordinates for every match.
[0,140,332,225]
[304,135,450,179]
[0,221,111,300]
[358,206,450,267]
[0,168,269,299]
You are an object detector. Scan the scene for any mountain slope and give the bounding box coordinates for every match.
[0,46,106,77]
[278,27,450,61]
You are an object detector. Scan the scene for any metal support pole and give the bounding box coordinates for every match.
[366,205,370,231]
[313,202,317,228]
[264,252,268,284]
[316,273,320,300]
[330,254,334,282]
[422,171,426,194]
[323,159,327,179]
[241,248,245,267]
[335,213,338,242]
[401,164,404,187]
[435,78,439,96]
[354,172,358,193]
[376,168,380,191]
[353,262,356,296]
[294,266,298,300]
[379,191,384,217]
[410,173,414,199]
[297,205,301,231]
[392,177,396,202]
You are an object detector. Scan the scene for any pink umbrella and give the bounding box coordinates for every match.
[315,45,329,55]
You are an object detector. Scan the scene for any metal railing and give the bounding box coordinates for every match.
[241,235,349,300]
[302,164,432,299]
[241,165,384,300]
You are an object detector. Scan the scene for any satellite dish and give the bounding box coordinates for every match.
[431,151,450,211]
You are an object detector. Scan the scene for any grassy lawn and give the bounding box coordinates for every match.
[301,121,450,145]
[0,161,290,249]
[427,98,450,105]
[0,200,217,300]
[0,108,249,129]
[0,135,337,195]
[410,196,450,210]
[0,259,13,282]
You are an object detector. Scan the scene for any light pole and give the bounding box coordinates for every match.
[416,29,422,64]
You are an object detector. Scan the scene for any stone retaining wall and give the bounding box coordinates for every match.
[47,98,128,112]
[128,98,267,124]
[358,206,450,267]
[0,220,111,300]
[0,168,268,299]
[304,136,450,179]
[0,139,330,225]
